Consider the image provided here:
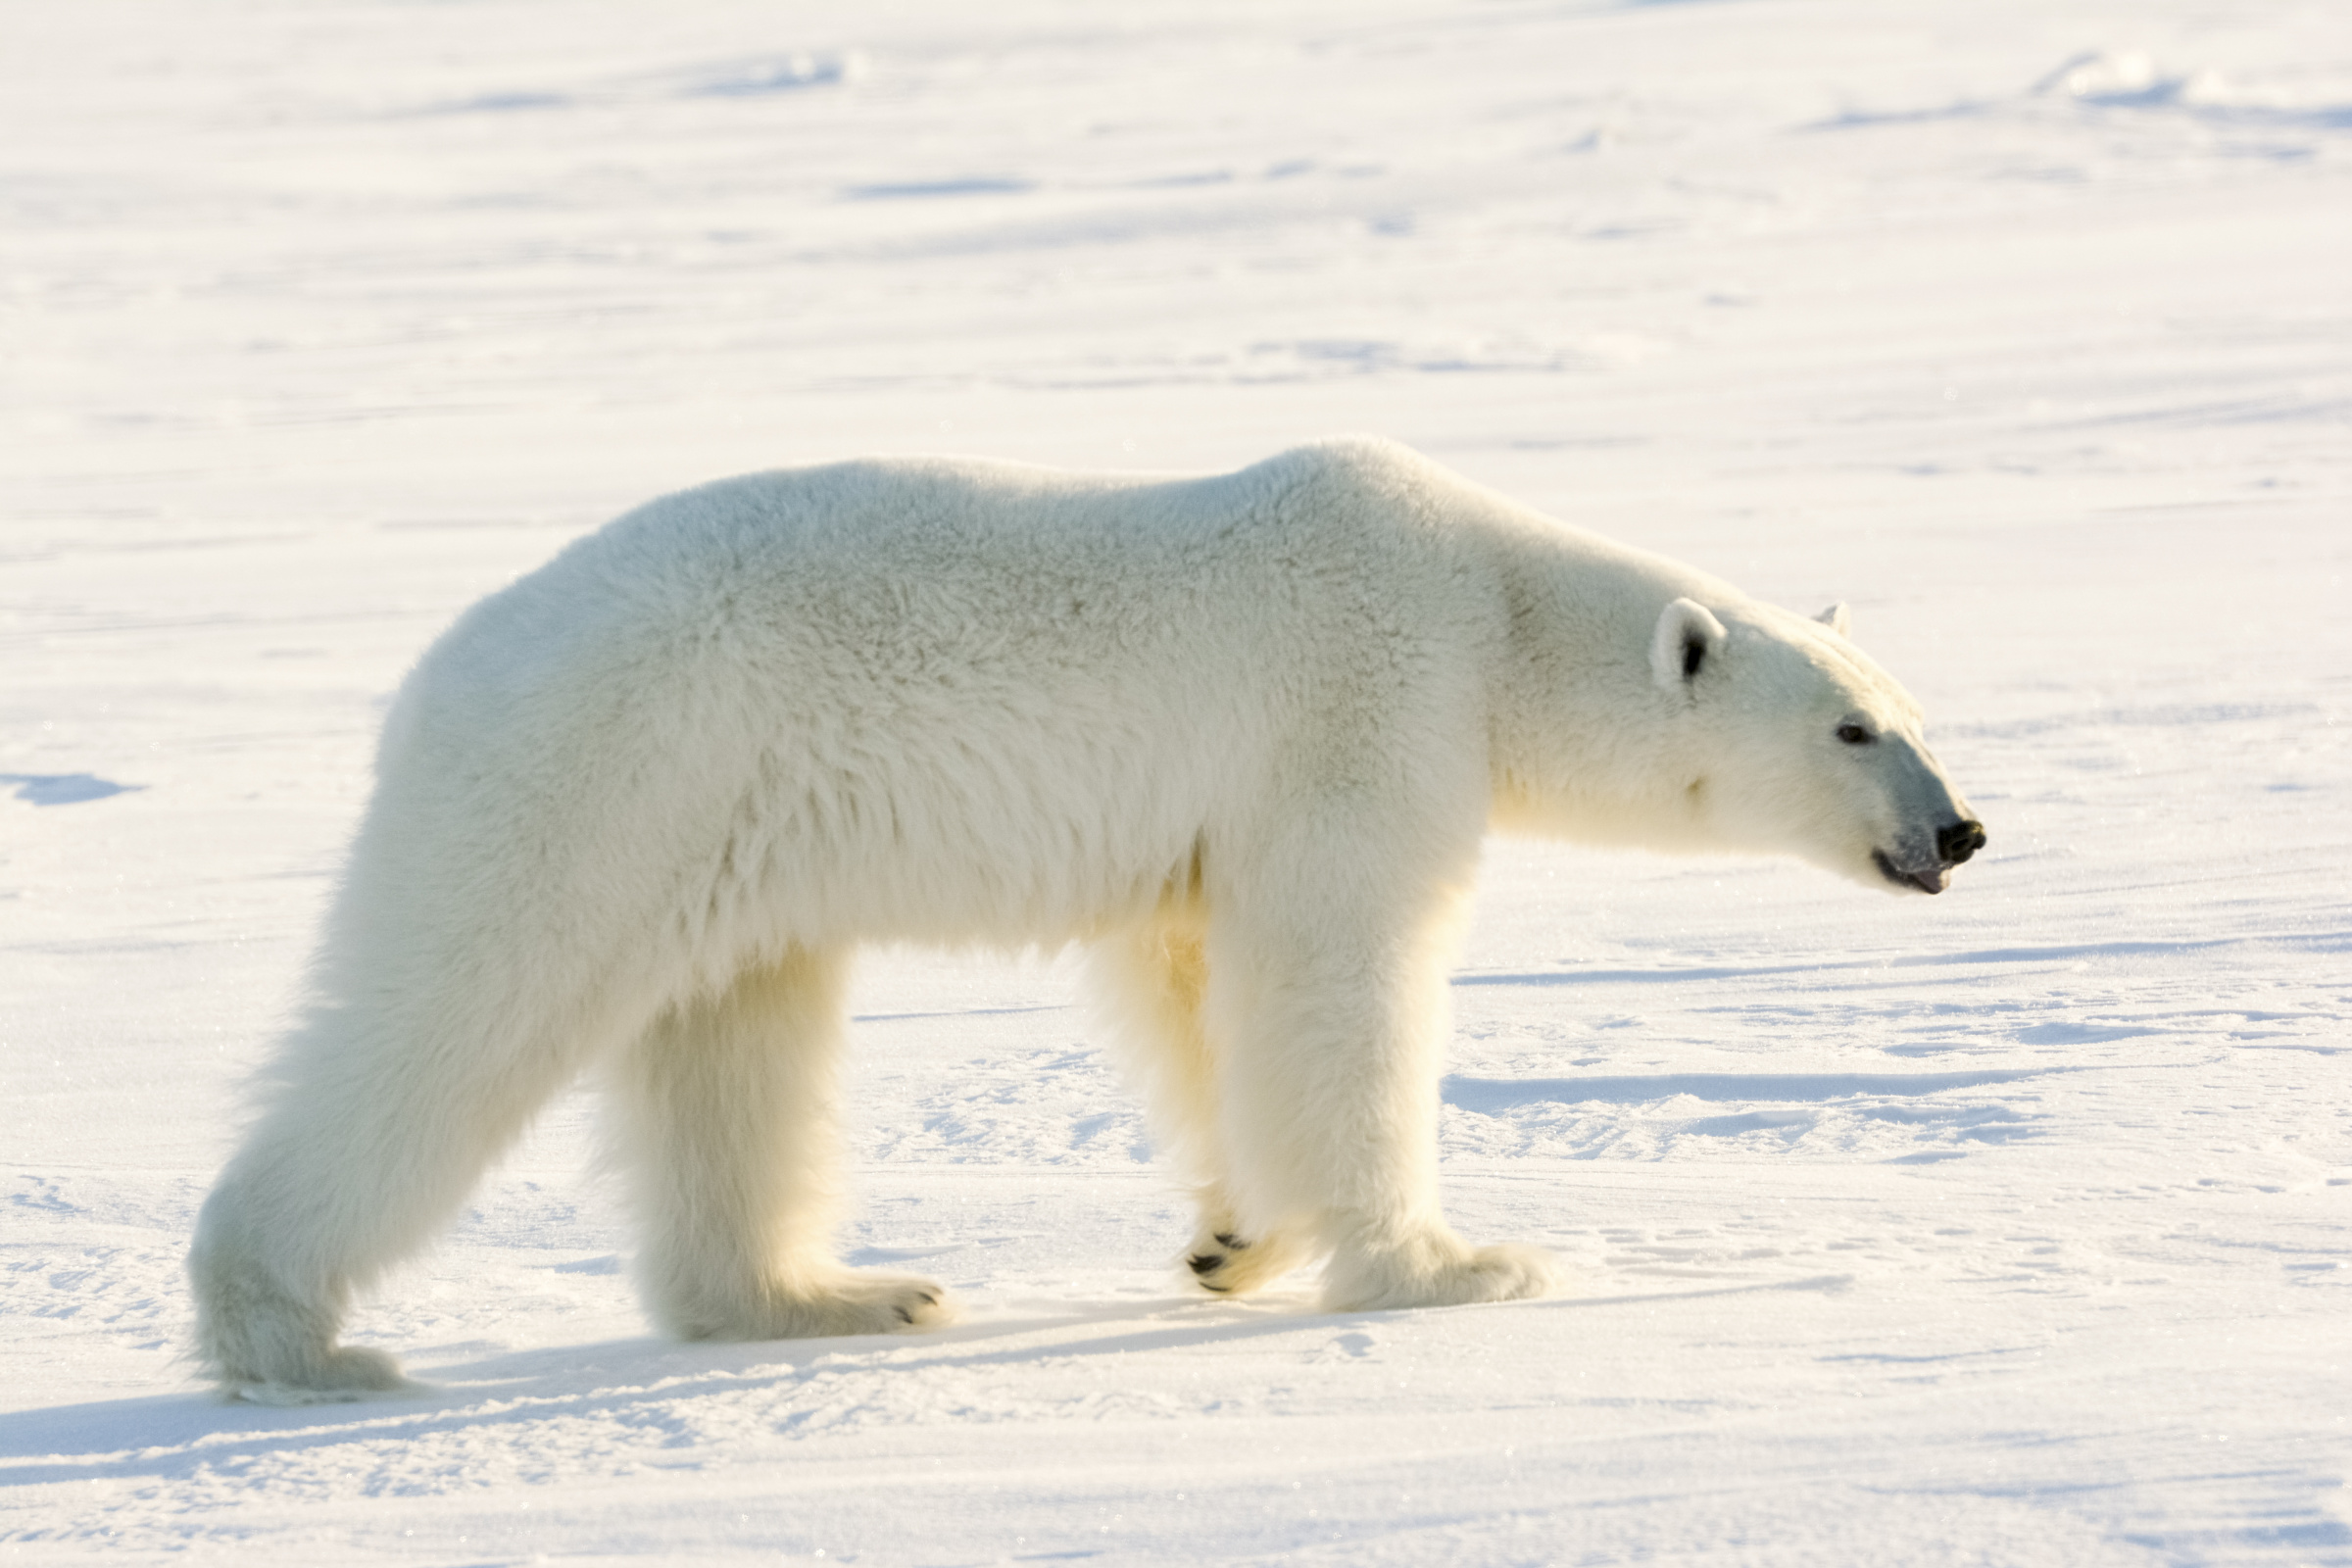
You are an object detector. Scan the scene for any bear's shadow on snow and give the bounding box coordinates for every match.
[0,1302,1323,1486]
[0,1274,1840,1489]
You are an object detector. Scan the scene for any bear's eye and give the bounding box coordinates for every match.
[1836,723,1874,746]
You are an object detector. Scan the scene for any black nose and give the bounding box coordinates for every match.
[1936,818,1986,865]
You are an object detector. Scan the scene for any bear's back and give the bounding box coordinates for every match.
[374,440,1513,951]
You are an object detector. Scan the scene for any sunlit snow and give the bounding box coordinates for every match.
[4,0,2347,1562]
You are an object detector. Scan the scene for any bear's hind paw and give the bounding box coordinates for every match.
[218,1343,416,1405]
[1182,1229,1305,1297]
[754,1271,956,1340]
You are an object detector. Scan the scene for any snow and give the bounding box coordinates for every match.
[3,0,2348,1561]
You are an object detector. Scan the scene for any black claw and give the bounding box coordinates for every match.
[1213,1232,1250,1250]
[917,1291,938,1305]
[1188,1251,1224,1276]
[894,1305,913,1324]
[1199,1280,1231,1294]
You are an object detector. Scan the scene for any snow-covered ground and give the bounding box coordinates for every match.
[5,0,2348,1561]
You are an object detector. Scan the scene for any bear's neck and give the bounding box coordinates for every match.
[1478,519,1732,855]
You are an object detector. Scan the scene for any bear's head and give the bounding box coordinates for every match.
[1649,596,1985,895]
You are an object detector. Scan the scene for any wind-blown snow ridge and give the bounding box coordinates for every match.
[1443,1068,2068,1108]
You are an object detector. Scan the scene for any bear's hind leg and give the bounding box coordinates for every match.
[190,988,621,1402]
[1086,916,1307,1297]
[610,947,952,1341]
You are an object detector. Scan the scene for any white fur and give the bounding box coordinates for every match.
[189,437,1978,1399]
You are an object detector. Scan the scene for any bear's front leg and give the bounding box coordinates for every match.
[1203,830,1561,1314]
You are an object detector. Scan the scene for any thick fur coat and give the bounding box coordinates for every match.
[190,437,1983,1401]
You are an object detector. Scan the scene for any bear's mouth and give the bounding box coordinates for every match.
[1873,849,1947,896]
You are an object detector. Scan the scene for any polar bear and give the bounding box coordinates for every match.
[189,437,1983,1401]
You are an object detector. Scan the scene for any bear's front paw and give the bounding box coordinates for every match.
[845,1272,956,1333]
[1321,1233,1562,1313]
[1443,1242,1563,1305]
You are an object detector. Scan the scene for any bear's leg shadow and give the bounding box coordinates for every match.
[607,947,953,1341]
[1086,913,1308,1297]
[1205,829,1561,1314]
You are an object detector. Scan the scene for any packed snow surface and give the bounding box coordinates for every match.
[4,0,2348,1562]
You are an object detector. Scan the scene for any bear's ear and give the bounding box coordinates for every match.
[1650,597,1728,690]
[1816,602,1851,637]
